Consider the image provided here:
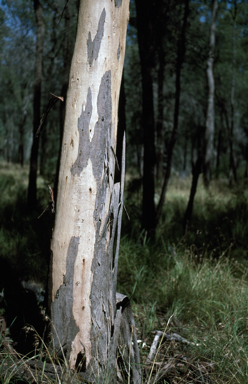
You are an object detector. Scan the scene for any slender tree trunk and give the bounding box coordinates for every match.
[203,0,218,187]
[216,126,222,176]
[39,126,47,176]
[136,142,143,178]
[50,2,140,381]
[218,98,237,180]
[27,0,45,207]
[18,111,26,167]
[183,133,187,171]
[183,155,202,234]
[229,0,237,186]
[156,49,165,183]
[39,2,58,178]
[54,1,74,202]
[156,0,189,224]
[135,0,156,235]
[183,124,203,233]
[244,148,248,178]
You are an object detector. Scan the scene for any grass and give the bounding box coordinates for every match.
[119,173,248,383]
[1,162,248,382]
[120,246,248,382]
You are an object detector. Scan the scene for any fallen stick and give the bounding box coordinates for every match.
[146,330,199,364]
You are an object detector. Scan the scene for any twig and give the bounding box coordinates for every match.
[35,93,64,138]
[146,332,162,364]
[38,205,49,219]
[48,185,55,213]
[123,204,130,220]
[56,0,69,29]
[152,331,200,346]
[38,185,56,219]
[147,315,174,384]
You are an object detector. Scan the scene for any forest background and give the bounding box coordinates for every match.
[1,0,248,382]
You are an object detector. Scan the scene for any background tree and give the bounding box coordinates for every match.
[135,0,157,235]
[229,0,237,185]
[183,0,217,231]
[203,0,218,187]
[156,0,190,225]
[27,0,45,207]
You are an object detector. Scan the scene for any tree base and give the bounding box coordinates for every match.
[1,293,141,384]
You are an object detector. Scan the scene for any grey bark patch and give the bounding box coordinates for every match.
[115,0,122,7]
[117,41,121,60]
[71,88,92,176]
[71,71,112,184]
[87,8,106,66]
[77,71,113,365]
[52,237,80,358]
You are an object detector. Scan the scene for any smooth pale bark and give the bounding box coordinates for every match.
[203,0,218,187]
[50,0,133,378]
[27,0,45,206]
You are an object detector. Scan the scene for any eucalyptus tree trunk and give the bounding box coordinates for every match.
[50,1,140,382]
[27,0,45,206]
[203,0,218,188]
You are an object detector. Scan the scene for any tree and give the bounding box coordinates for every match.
[203,0,218,187]
[50,0,141,381]
[183,0,218,232]
[135,0,157,235]
[229,0,238,185]
[54,0,76,201]
[27,0,45,207]
[156,0,190,224]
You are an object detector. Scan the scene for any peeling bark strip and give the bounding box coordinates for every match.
[87,8,106,66]
[51,237,80,358]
